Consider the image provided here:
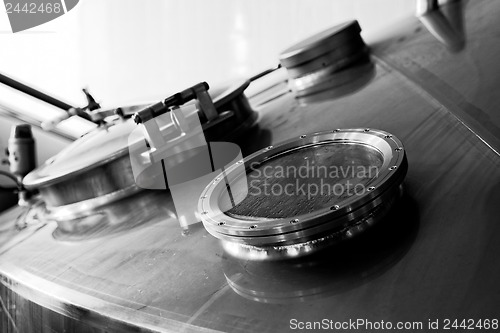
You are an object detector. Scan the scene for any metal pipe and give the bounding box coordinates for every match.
[0,72,74,111]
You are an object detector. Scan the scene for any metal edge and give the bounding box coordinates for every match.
[218,185,403,261]
[204,172,405,245]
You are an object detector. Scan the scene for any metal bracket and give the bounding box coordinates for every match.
[132,82,218,164]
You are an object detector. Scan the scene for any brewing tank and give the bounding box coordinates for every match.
[1,0,500,332]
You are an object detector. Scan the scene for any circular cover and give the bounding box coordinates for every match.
[23,81,250,189]
[199,129,407,258]
[279,20,362,68]
[23,119,137,188]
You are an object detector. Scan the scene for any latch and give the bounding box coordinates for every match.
[132,82,231,164]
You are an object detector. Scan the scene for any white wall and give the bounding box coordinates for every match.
[77,0,414,105]
[0,0,415,107]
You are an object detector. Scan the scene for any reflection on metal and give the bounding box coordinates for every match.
[51,190,176,241]
[296,59,376,105]
[418,0,465,52]
[222,194,418,303]
[0,103,77,141]
[279,20,370,97]
[199,129,408,260]
[22,81,257,225]
[6,190,176,241]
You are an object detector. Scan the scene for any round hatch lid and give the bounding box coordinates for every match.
[199,128,408,260]
[23,80,251,189]
[23,119,136,188]
[279,20,363,68]
[279,20,369,97]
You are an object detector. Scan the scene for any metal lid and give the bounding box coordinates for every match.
[23,119,137,188]
[199,129,407,260]
[279,20,363,68]
[23,81,251,189]
[279,20,369,97]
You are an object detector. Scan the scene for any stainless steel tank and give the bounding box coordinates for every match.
[1,0,500,332]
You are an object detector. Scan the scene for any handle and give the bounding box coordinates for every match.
[133,82,210,124]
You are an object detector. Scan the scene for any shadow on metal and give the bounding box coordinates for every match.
[231,125,273,157]
[221,193,419,304]
[51,190,176,242]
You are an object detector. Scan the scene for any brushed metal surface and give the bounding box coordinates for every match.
[1,0,500,331]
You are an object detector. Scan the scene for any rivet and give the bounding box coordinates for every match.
[218,222,225,226]
[395,147,403,151]
[249,225,258,229]
[389,166,397,170]
[300,135,306,139]
[385,135,393,139]
[364,128,370,132]
[290,218,299,224]
[331,205,340,210]
[368,187,375,191]
[202,211,208,215]
[333,129,339,132]
[267,145,273,150]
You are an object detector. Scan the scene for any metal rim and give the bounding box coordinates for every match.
[199,128,407,240]
[290,48,370,92]
[203,173,406,246]
[219,185,404,261]
[45,184,141,220]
